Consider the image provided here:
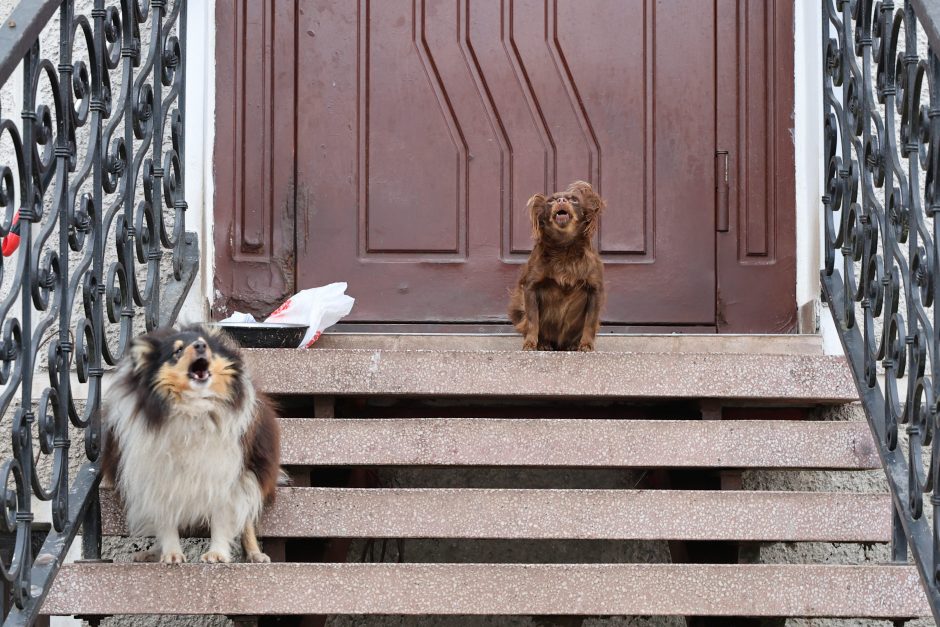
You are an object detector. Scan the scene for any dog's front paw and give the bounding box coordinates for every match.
[200,551,231,564]
[132,549,160,563]
[247,551,271,564]
[578,341,595,352]
[160,551,186,564]
[523,337,538,351]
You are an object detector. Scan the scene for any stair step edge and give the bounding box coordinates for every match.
[98,488,892,542]
[278,418,879,469]
[43,563,928,618]
[246,350,858,402]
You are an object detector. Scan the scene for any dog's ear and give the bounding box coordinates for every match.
[129,335,161,374]
[568,181,605,238]
[527,194,548,240]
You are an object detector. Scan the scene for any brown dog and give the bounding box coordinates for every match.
[509,181,606,351]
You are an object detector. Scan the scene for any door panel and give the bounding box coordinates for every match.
[365,0,464,255]
[715,0,798,332]
[292,0,716,324]
[554,0,647,255]
[213,0,297,316]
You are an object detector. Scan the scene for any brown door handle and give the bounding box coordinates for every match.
[716,151,729,232]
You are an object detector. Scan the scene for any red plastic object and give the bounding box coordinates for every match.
[2,211,20,257]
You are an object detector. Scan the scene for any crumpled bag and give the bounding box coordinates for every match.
[219,283,355,348]
[220,311,257,324]
[265,282,355,348]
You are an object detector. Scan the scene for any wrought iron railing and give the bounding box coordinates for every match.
[821,0,940,621]
[0,0,196,624]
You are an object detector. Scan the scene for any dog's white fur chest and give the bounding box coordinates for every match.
[108,388,262,538]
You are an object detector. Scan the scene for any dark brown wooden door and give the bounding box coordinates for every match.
[214,0,797,331]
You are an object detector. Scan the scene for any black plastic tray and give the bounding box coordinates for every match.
[213,322,308,348]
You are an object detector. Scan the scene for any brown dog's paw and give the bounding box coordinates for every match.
[247,551,271,564]
[522,338,538,351]
[160,551,187,564]
[578,341,595,352]
[200,551,231,564]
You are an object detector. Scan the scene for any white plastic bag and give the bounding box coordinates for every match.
[219,311,257,324]
[265,282,355,348]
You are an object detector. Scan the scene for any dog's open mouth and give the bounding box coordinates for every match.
[554,209,571,226]
[188,358,211,382]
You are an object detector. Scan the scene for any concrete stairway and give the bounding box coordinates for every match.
[41,337,932,621]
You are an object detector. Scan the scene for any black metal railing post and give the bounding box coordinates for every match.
[821,0,940,620]
[0,0,197,623]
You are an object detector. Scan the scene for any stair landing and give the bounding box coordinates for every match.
[245,334,855,402]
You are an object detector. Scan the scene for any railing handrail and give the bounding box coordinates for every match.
[912,0,940,54]
[0,1,62,87]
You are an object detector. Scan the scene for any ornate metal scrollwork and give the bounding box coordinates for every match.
[822,0,940,619]
[0,1,194,623]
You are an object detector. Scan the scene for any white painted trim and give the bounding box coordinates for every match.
[793,0,843,355]
[793,0,822,322]
[179,0,216,325]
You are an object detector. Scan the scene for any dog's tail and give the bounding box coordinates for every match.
[508,288,527,333]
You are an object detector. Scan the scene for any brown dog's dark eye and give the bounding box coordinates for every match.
[570,197,580,204]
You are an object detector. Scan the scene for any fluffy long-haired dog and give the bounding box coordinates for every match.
[102,324,280,564]
[509,180,606,351]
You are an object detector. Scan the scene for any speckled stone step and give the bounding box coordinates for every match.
[279,418,880,468]
[244,349,857,402]
[315,333,825,354]
[99,488,891,542]
[42,563,928,618]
